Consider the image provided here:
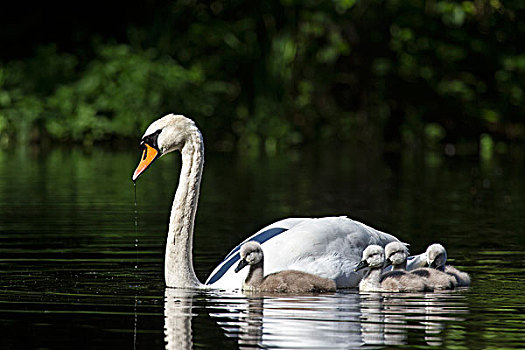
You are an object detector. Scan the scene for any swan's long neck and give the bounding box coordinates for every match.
[244,260,265,290]
[165,131,204,288]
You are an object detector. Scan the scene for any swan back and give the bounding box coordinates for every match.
[205,216,403,289]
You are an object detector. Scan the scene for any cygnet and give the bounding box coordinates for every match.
[386,242,456,290]
[356,244,429,292]
[234,241,336,293]
[426,243,471,287]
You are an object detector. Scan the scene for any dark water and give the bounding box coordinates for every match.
[0,146,524,349]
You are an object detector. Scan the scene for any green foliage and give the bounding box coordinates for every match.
[1,0,525,151]
[0,44,234,146]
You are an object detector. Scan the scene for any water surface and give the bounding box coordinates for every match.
[0,146,524,349]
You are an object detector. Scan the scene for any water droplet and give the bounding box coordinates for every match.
[133,183,139,269]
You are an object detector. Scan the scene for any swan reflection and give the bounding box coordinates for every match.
[164,288,197,350]
[164,289,468,349]
[359,292,467,347]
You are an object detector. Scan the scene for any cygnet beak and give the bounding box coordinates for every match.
[235,259,249,273]
[355,260,369,272]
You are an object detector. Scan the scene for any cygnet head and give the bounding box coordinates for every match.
[235,241,264,273]
[426,243,448,271]
[355,245,385,271]
[132,114,202,181]
[385,242,409,267]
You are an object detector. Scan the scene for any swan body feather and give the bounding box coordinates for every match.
[205,216,400,289]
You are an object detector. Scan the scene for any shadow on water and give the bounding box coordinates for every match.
[0,145,524,349]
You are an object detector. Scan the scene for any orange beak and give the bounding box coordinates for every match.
[132,143,160,182]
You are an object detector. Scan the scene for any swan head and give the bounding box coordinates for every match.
[426,243,447,271]
[132,114,201,181]
[234,241,264,273]
[385,241,409,267]
[355,245,385,271]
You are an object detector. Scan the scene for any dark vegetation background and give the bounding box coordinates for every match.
[1,0,524,154]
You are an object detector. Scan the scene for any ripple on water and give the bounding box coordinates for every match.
[2,149,525,349]
[166,290,469,349]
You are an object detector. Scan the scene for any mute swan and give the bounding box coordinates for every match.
[426,244,470,287]
[132,114,403,289]
[234,241,336,293]
[385,242,455,290]
[356,245,429,292]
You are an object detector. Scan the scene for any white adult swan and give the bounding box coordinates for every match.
[132,114,403,289]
